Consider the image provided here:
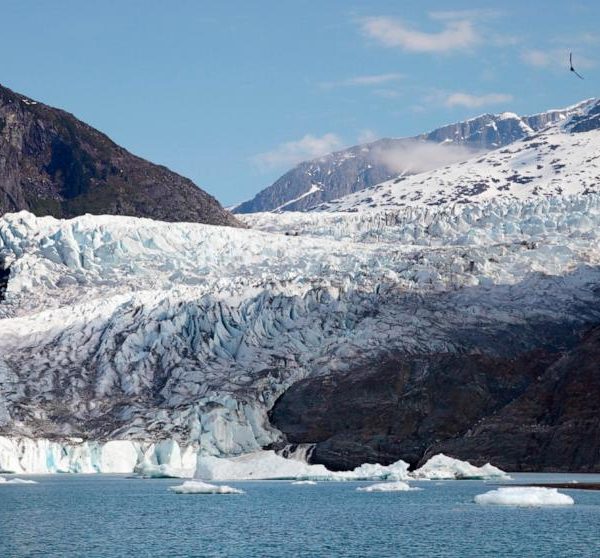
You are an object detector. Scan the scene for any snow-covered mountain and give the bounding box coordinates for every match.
[234,99,595,213]
[1,98,599,474]
[311,99,600,212]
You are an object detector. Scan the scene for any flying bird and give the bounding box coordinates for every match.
[570,52,584,80]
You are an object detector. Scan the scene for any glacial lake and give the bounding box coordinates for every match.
[1,473,600,557]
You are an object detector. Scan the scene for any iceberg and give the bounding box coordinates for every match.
[194,450,411,481]
[412,454,509,480]
[291,480,317,485]
[474,487,574,507]
[356,481,419,492]
[170,480,244,494]
[0,476,38,485]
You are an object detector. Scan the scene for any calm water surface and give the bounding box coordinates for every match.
[1,473,599,557]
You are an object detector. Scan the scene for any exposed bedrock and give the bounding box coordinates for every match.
[269,325,600,472]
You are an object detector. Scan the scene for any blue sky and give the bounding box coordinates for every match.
[1,1,598,206]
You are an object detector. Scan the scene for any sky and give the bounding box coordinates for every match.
[0,1,598,206]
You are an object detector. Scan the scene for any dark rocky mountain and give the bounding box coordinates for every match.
[0,84,240,226]
[270,325,600,472]
[234,100,595,213]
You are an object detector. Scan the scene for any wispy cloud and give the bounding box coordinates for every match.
[521,49,595,69]
[373,140,479,174]
[357,129,378,143]
[428,9,503,21]
[252,133,343,170]
[444,92,513,108]
[320,73,403,89]
[359,14,479,53]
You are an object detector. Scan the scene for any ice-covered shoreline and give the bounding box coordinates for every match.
[0,436,509,483]
[0,436,196,475]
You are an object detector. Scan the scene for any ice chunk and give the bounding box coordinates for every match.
[170,480,244,494]
[291,480,317,485]
[412,454,508,480]
[474,487,574,507]
[194,450,411,481]
[134,462,191,479]
[0,476,38,485]
[357,481,419,492]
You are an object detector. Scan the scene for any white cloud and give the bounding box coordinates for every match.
[373,140,479,174]
[357,129,378,143]
[521,49,595,69]
[428,9,503,21]
[521,50,552,68]
[444,92,513,108]
[359,15,479,53]
[252,133,343,170]
[320,73,403,89]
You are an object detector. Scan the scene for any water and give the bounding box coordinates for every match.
[1,473,600,557]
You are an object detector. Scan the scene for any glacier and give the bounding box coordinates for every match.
[1,100,599,473]
[1,193,600,470]
[0,436,195,474]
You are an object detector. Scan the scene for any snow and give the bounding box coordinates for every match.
[412,454,509,480]
[474,487,575,507]
[356,481,418,492]
[0,476,38,485]
[273,184,322,212]
[170,480,244,494]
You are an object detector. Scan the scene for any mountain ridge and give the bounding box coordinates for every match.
[0,83,240,226]
[234,98,596,214]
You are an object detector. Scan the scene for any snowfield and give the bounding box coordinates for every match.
[0,99,599,475]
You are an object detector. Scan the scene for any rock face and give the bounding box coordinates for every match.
[429,327,600,472]
[269,327,600,472]
[0,83,240,226]
[234,100,595,213]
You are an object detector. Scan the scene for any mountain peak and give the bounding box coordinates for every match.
[234,99,591,214]
[0,83,241,226]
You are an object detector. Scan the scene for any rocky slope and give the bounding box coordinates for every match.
[234,100,595,213]
[0,84,240,226]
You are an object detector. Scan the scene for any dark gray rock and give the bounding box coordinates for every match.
[0,83,241,226]
[269,326,600,472]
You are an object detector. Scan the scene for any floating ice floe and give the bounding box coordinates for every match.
[291,480,317,485]
[412,454,509,480]
[357,481,419,492]
[474,487,574,507]
[134,462,191,479]
[194,450,411,481]
[170,481,244,494]
[0,476,38,485]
